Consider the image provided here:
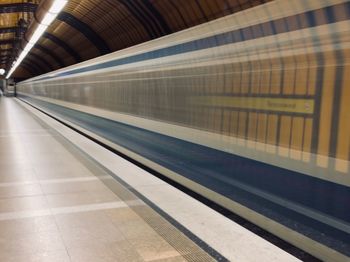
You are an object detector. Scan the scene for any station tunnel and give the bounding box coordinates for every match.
[0,0,349,261]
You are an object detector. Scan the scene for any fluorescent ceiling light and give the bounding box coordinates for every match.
[29,24,48,44]
[41,12,58,26]
[0,69,5,75]
[49,0,68,14]
[18,52,26,62]
[6,0,68,79]
[23,42,34,53]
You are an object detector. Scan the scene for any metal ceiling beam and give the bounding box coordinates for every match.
[0,48,12,52]
[27,61,43,74]
[117,0,171,39]
[21,62,38,75]
[57,12,111,55]
[25,57,46,73]
[34,44,65,67]
[1,51,13,68]
[0,39,15,45]
[43,32,82,63]
[28,52,54,71]
[0,27,26,34]
[0,3,37,14]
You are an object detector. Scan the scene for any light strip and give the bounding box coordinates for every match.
[6,0,68,79]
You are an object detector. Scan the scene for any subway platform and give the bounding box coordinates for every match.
[0,97,297,261]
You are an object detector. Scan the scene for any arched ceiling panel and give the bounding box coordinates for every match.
[13,0,271,79]
[27,52,54,71]
[117,0,172,37]
[34,44,65,67]
[49,20,100,60]
[25,57,45,72]
[15,66,31,79]
[43,32,82,62]
[30,48,58,70]
[22,61,40,75]
[57,11,111,54]
[101,4,150,47]
[38,37,75,66]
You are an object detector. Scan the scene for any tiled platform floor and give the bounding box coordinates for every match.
[0,97,217,262]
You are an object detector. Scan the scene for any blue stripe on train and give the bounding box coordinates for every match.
[19,95,350,256]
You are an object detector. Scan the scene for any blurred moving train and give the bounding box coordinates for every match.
[16,0,350,261]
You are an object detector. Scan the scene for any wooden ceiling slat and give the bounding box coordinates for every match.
[12,0,270,78]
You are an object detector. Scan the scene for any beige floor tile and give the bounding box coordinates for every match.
[0,183,43,198]
[59,153,86,163]
[35,165,94,180]
[22,138,65,152]
[0,149,26,156]
[68,241,143,262]
[0,216,58,239]
[0,162,32,173]
[63,162,96,173]
[0,250,71,262]
[46,191,119,208]
[0,168,36,183]
[0,142,21,150]
[0,156,30,166]
[54,210,111,230]
[22,136,60,145]
[23,144,58,154]
[0,195,48,212]
[42,180,109,195]
[0,163,33,172]
[60,221,125,248]
[28,153,65,166]
[0,230,66,255]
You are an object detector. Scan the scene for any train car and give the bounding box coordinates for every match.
[16,0,350,261]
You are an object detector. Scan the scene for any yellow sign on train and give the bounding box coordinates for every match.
[191,96,314,114]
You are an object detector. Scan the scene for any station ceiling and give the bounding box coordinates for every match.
[0,0,39,78]
[0,0,270,80]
